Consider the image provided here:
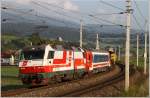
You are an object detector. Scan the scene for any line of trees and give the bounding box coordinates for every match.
[1,32,80,51]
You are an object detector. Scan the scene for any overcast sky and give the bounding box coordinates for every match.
[1,0,149,30]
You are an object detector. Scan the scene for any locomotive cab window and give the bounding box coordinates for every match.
[20,50,45,60]
[93,54,109,63]
[48,51,54,59]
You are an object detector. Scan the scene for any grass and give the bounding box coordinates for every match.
[120,76,149,97]
[118,56,149,97]
[1,66,25,91]
[120,56,149,68]
[1,35,19,43]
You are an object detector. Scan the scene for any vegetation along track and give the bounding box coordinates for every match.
[61,63,135,97]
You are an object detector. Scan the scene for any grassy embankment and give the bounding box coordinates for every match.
[1,66,25,91]
[119,56,149,97]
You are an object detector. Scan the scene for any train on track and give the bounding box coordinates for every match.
[19,45,116,86]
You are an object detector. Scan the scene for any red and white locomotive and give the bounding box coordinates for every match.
[19,45,111,86]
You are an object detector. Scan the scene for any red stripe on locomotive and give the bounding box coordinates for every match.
[20,66,53,73]
[93,62,109,67]
[22,60,28,66]
[74,59,84,66]
[53,50,67,64]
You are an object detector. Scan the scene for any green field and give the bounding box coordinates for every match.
[1,66,25,91]
[119,56,149,97]
[120,56,149,66]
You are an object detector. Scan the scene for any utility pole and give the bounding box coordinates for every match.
[30,42,32,46]
[80,20,83,48]
[118,45,121,61]
[115,47,117,56]
[125,0,131,91]
[96,33,100,50]
[144,20,148,75]
[137,33,139,66]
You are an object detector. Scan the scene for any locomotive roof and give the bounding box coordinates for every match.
[22,44,85,52]
[92,49,109,53]
[22,44,109,53]
[22,45,46,51]
[92,52,109,55]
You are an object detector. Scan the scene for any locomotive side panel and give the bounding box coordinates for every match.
[74,52,85,69]
[52,50,73,72]
[85,51,93,71]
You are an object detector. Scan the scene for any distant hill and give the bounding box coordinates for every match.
[1,22,145,42]
[1,22,80,41]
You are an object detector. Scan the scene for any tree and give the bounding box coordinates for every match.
[28,32,42,45]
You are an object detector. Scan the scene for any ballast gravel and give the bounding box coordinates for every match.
[15,65,120,97]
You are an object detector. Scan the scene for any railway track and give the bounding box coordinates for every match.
[60,63,135,97]
[1,63,134,97]
[1,65,114,97]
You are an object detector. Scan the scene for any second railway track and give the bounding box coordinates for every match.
[61,63,135,97]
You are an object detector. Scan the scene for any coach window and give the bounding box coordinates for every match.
[48,51,54,59]
[99,55,109,62]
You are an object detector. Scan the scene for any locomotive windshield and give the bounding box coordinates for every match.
[20,50,45,60]
[93,55,109,63]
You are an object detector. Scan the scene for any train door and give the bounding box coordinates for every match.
[43,45,55,66]
[85,51,93,71]
[47,51,55,65]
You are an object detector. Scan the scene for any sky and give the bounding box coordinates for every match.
[1,0,149,30]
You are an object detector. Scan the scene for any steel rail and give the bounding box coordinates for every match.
[60,64,135,97]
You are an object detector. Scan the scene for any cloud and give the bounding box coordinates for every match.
[6,0,79,11]
[63,0,79,11]
[2,0,80,23]
[15,0,31,4]
[97,8,106,13]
